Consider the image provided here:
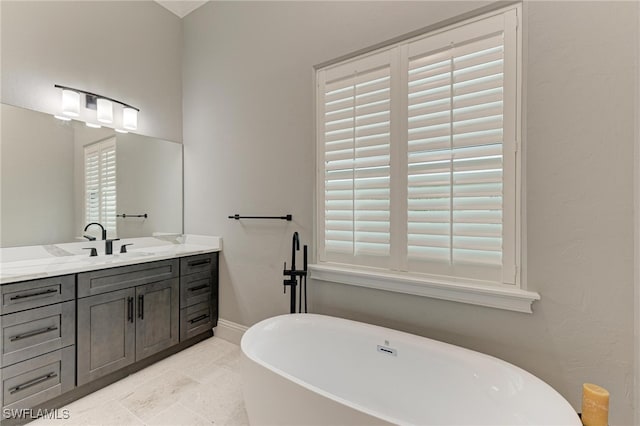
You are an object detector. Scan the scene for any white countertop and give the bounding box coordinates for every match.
[0,235,222,285]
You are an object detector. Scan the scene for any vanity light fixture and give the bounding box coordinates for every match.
[122,107,138,130]
[85,122,101,129]
[96,98,113,124]
[61,89,80,117]
[53,84,140,131]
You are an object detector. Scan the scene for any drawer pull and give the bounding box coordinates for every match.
[10,288,58,301]
[9,372,58,394]
[188,284,209,292]
[189,314,210,324]
[9,326,58,342]
[188,259,211,267]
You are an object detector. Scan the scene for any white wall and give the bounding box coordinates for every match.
[116,133,183,238]
[1,104,75,246]
[0,1,183,142]
[183,0,489,323]
[183,1,637,424]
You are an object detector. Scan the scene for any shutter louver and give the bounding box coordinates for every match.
[84,138,117,237]
[322,58,392,265]
[85,145,100,225]
[100,144,117,233]
[317,8,519,287]
[407,32,504,280]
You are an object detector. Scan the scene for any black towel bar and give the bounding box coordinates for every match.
[228,214,292,221]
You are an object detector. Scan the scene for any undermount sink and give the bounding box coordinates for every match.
[111,251,155,259]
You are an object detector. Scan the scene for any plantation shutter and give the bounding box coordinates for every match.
[318,51,393,268]
[84,138,117,237]
[100,140,117,234]
[316,8,519,286]
[406,14,515,283]
[85,144,100,225]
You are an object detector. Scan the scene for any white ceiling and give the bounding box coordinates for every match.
[155,1,208,18]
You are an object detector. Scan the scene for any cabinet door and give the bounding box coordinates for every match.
[77,288,136,386]
[135,278,179,361]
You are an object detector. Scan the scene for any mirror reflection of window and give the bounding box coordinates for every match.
[84,137,117,239]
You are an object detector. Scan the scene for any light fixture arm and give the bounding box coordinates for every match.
[54,84,139,112]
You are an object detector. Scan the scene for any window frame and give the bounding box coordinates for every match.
[312,4,539,313]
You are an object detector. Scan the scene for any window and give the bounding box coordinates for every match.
[84,137,117,237]
[314,6,536,311]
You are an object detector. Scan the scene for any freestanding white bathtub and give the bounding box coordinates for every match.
[241,314,581,425]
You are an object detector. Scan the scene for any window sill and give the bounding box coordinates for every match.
[308,263,540,314]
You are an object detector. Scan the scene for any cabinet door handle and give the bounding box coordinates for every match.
[9,372,58,394]
[9,326,58,342]
[188,284,209,292]
[188,259,211,267]
[9,288,58,301]
[127,297,134,323]
[189,314,210,324]
[138,295,144,320]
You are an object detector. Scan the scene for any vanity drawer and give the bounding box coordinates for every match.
[180,271,213,308]
[1,302,75,367]
[180,302,215,341]
[180,253,217,276]
[78,259,178,298]
[0,275,74,315]
[1,346,75,411]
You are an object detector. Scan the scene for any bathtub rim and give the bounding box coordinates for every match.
[240,313,580,426]
[241,314,400,424]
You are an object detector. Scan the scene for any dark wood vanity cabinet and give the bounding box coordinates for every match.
[0,275,76,415]
[179,253,218,340]
[76,259,179,386]
[1,251,219,421]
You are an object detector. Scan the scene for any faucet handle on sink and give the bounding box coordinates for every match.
[83,248,98,257]
[120,244,134,254]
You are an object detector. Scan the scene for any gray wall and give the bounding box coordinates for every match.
[116,133,183,238]
[1,104,75,246]
[0,1,183,142]
[183,2,637,424]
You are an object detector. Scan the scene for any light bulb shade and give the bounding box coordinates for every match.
[123,107,138,130]
[97,98,113,124]
[61,89,80,117]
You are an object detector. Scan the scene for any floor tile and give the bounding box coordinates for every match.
[30,336,246,426]
[119,369,199,422]
[179,367,245,424]
[146,402,214,426]
[32,400,143,426]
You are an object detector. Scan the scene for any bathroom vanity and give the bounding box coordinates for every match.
[0,236,220,424]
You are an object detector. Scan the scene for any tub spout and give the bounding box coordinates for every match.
[291,232,300,270]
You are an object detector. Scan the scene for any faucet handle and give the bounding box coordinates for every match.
[83,248,98,257]
[120,244,133,254]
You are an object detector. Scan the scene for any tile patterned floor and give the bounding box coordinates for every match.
[32,337,248,426]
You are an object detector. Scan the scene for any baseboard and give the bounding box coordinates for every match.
[214,318,248,345]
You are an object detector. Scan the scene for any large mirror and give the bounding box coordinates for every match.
[1,103,183,247]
